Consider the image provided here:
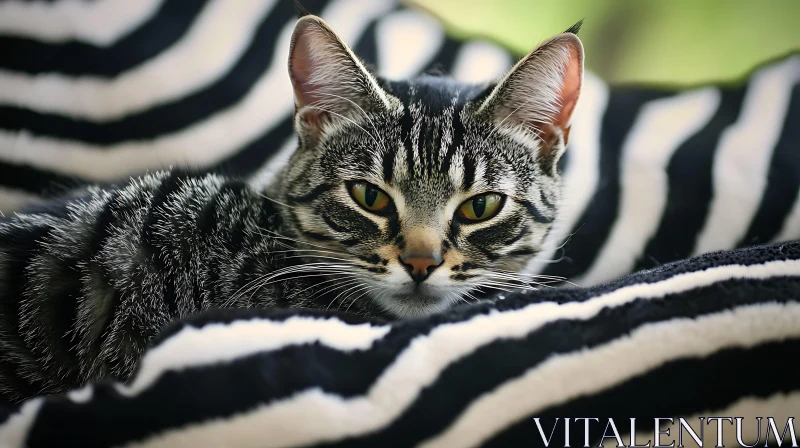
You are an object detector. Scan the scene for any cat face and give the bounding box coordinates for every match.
[279,15,583,317]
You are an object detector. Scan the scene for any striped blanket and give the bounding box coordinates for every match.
[0,0,799,446]
[2,240,799,447]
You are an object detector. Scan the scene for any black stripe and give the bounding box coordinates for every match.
[635,88,747,271]
[485,338,800,448]
[286,184,332,204]
[439,110,465,175]
[212,114,296,178]
[421,37,462,77]
[0,161,87,196]
[141,171,184,265]
[382,144,398,183]
[0,0,207,76]
[324,275,800,447]
[352,21,379,71]
[0,0,322,145]
[506,248,536,257]
[500,226,528,247]
[301,230,335,242]
[739,83,800,247]
[538,189,554,210]
[516,199,553,223]
[16,241,800,445]
[545,89,672,279]
[0,222,54,401]
[321,213,350,234]
[89,190,119,253]
[25,255,82,386]
[462,153,476,190]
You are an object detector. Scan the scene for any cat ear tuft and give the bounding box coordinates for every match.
[288,15,389,144]
[476,29,584,174]
[564,19,583,35]
[293,0,311,18]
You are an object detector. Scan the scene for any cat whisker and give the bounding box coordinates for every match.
[243,269,365,309]
[257,192,297,210]
[342,284,378,313]
[253,227,344,253]
[285,275,351,302]
[227,262,361,306]
[308,277,364,305]
[329,281,369,312]
[484,273,560,289]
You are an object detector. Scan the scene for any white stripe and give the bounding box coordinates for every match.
[693,56,800,256]
[375,9,444,80]
[118,316,391,397]
[0,0,396,182]
[120,258,800,447]
[0,0,276,121]
[0,0,161,45]
[66,385,94,404]
[525,71,608,275]
[247,135,297,191]
[625,391,800,447]
[450,40,512,84]
[577,87,721,286]
[420,302,800,448]
[0,186,43,216]
[0,398,43,448]
[773,187,800,243]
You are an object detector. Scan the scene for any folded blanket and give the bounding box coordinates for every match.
[1,0,798,288]
[2,239,798,447]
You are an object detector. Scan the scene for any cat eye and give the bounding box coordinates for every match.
[456,193,504,223]
[349,181,394,213]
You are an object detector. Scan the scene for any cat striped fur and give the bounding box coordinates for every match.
[0,170,352,402]
[0,11,584,402]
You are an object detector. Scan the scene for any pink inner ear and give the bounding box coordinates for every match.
[289,22,323,110]
[539,42,582,155]
[553,44,582,131]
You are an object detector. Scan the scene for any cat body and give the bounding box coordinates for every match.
[0,12,584,401]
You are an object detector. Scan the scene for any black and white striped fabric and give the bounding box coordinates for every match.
[1,2,800,446]
[1,0,798,288]
[1,240,799,447]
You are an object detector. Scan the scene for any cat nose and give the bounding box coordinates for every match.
[400,253,443,283]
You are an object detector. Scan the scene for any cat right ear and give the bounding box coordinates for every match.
[475,23,584,174]
[288,15,391,144]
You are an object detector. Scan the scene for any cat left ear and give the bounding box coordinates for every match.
[288,15,391,145]
[476,23,584,174]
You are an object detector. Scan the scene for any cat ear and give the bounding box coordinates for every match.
[476,23,584,173]
[288,15,391,143]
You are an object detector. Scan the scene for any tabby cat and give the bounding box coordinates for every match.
[0,12,584,402]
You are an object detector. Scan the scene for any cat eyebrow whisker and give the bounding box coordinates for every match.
[479,95,548,152]
[305,104,386,154]
[313,92,388,155]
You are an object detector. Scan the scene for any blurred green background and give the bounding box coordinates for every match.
[409,0,800,87]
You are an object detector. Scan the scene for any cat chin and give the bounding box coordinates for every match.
[371,285,466,318]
